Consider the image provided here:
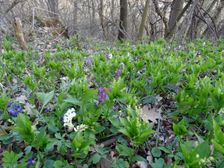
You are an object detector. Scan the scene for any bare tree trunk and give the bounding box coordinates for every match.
[196,0,217,37]
[202,0,224,36]
[177,0,199,42]
[118,0,128,40]
[167,0,184,34]
[165,0,193,39]
[89,0,95,35]
[14,17,28,50]
[99,0,106,38]
[69,0,78,36]
[111,0,115,21]
[47,0,59,19]
[138,0,150,41]
[152,0,168,36]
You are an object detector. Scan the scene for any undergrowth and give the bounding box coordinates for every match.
[1,39,224,167]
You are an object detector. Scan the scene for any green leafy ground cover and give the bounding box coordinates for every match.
[1,39,224,167]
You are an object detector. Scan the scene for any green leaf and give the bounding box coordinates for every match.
[36,90,54,110]
[195,141,210,158]
[132,155,146,162]
[2,151,20,168]
[212,119,224,154]
[112,158,129,168]
[44,159,55,168]
[116,143,135,157]
[32,128,49,150]
[151,158,165,168]
[90,153,102,164]
[151,147,162,158]
[14,113,34,143]
[64,96,81,106]
[173,119,188,136]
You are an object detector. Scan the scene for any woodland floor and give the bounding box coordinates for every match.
[1,34,224,168]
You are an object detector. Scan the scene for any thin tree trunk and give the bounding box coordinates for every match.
[47,0,59,20]
[111,0,115,21]
[70,0,78,36]
[118,0,128,40]
[152,0,168,36]
[165,0,193,39]
[178,0,199,42]
[202,0,224,36]
[138,0,150,41]
[167,0,184,34]
[99,0,106,38]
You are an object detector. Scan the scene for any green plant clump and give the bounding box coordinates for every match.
[1,39,224,167]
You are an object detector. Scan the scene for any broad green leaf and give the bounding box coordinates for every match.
[2,151,20,168]
[90,153,101,164]
[151,147,162,158]
[116,143,135,157]
[36,90,54,110]
[14,113,34,143]
[173,119,188,136]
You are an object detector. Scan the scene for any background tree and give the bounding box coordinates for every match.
[118,0,128,40]
[47,0,59,20]
[138,0,150,41]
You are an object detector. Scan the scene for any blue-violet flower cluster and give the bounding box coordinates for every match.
[7,102,23,117]
[97,88,108,104]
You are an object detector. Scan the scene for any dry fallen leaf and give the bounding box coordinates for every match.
[136,161,148,168]
[24,103,35,116]
[146,151,153,165]
[16,95,27,104]
[140,105,160,123]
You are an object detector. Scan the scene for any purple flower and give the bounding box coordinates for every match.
[26,157,35,168]
[85,57,93,67]
[115,68,122,78]
[7,102,23,117]
[44,108,50,113]
[97,88,108,104]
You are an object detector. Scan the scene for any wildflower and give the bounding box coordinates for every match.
[26,157,35,168]
[85,57,93,67]
[97,88,108,104]
[7,102,23,117]
[44,108,50,113]
[74,124,88,132]
[62,108,76,131]
[107,53,113,60]
[115,68,122,78]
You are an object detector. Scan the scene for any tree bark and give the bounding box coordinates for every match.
[202,0,224,36]
[47,0,59,20]
[165,0,193,39]
[118,0,128,40]
[167,0,184,34]
[99,0,106,38]
[177,0,199,42]
[152,0,168,36]
[138,0,150,41]
[111,0,115,21]
[69,0,78,36]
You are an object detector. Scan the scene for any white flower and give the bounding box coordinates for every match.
[63,108,76,131]
[64,121,74,131]
[107,53,113,59]
[74,124,88,132]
